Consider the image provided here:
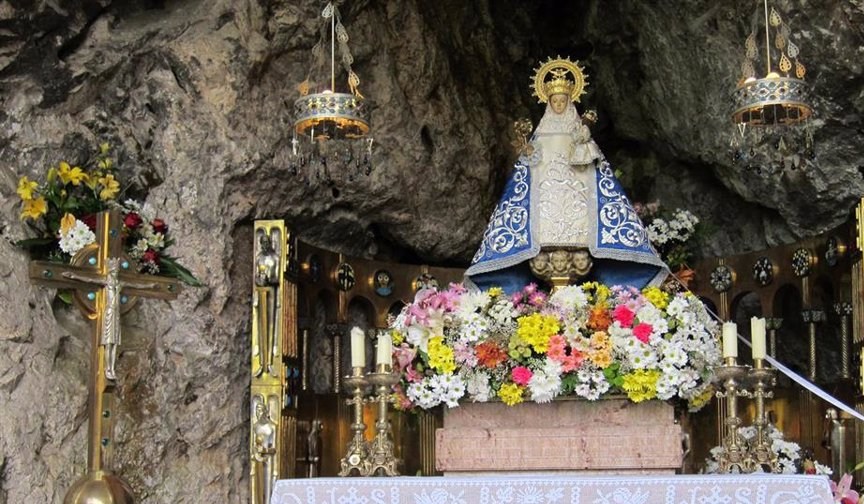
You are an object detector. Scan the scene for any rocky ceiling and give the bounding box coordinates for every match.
[1,0,863,501]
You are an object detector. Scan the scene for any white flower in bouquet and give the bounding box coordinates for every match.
[574,367,610,400]
[465,370,492,402]
[528,358,563,403]
[654,372,680,400]
[487,298,518,325]
[457,291,490,319]
[58,218,96,256]
[431,374,466,408]
[549,285,589,312]
[406,379,439,409]
[459,313,489,343]
[406,325,432,353]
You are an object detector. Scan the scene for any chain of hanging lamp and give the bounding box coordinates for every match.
[289,2,373,187]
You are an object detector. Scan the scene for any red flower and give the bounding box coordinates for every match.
[151,218,168,234]
[81,213,97,231]
[633,323,653,343]
[613,305,635,328]
[142,249,160,264]
[123,212,142,229]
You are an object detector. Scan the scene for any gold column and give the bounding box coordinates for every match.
[251,221,292,504]
[853,198,864,484]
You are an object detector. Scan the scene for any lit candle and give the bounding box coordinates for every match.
[376,332,393,367]
[350,326,366,368]
[751,317,766,360]
[722,322,738,359]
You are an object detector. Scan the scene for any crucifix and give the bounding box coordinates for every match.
[28,210,180,504]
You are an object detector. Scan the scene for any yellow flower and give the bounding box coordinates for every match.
[687,386,714,411]
[20,197,47,220]
[515,313,559,353]
[621,369,661,403]
[46,167,57,183]
[98,158,113,170]
[391,330,404,345]
[427,336,455,374]
[60,213,76,234]
[581,281,611,304]
[97,174,120,200]
[58,161,87,186]
[85,171,101,190]
[487,287,503,298]
[642,287,670,310]
[497,383,524,406]
[100,142,111,154]
[17,176,38,201]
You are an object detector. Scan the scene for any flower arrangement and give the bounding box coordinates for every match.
[16,143,200,286]
[703,424,832,476]
[635,201,702,270]
[389,282,721,411]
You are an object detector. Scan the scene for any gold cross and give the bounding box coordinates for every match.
[28,210,180,503]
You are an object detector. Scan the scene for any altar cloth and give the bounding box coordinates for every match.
[271,474,833,504]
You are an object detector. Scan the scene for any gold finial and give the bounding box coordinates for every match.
[530,56,588,104]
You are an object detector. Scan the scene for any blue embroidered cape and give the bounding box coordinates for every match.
[465,157,669,294]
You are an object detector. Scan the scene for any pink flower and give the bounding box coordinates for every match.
[613,305,635,328]
[547,335,583,372]
[528,291,547,307]
[523,283,538,295]
[511,366,533,386]
[405,366,422,383]
[453,341,478,367]
[831,474,859,504]
[632,322,653,343]
[394,344,416,371]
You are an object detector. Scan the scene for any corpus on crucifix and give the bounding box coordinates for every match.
[28,210,180,504]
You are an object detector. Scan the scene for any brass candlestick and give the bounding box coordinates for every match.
[713,357,751,473]
[338,367,371,476]
[746,358,779,472]
[366,364,401,476]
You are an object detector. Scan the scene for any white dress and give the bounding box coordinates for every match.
[531,103,602,248]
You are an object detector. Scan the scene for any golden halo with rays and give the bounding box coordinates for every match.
[530,56,589,104]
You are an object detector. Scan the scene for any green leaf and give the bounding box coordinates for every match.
[560,373,579,394]
[159,256,203,287]
[57,290,73,305]
[15,237,56,249]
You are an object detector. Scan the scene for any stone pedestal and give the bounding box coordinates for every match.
[435,399,683,474]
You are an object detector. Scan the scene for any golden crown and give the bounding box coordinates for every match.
[530,56,588,104]
[544,71,575,97]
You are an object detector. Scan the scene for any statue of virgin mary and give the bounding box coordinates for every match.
[465,57,669,294]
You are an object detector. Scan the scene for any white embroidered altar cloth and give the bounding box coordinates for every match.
[271,474,833,504]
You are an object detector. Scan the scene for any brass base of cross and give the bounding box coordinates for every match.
[63,470,134,504]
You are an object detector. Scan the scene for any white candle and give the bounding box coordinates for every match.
[376,332,393,367]
[350,327,366,368]
[722,322,738,359]
[751,317,766,359]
